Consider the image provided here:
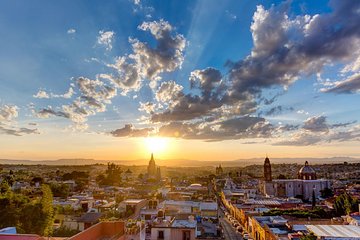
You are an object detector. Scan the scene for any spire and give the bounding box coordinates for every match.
[150,153,154,162]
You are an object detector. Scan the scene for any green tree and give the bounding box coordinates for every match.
[312,189,316,209]
[320,188,333,198]
[334,193,359,216]
[53,226,80,237]
[301,233,317,240]
[0,181,10,194]
[50,183,70,198]
[40,184,55,236]
[106,163,122,186]
[96,163,123,186]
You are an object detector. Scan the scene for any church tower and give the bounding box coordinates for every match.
[264,156,272,181]
[148,153,156,178]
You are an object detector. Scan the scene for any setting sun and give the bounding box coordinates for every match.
[144,137,169,154]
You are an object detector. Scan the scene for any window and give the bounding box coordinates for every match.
[183,230,191,240]
[158,230,164,239]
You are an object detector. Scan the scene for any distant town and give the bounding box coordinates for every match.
[0,154,360,240]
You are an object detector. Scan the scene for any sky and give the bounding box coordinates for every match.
[0,0,360,161]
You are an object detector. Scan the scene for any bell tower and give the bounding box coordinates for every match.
[264,156,272,181]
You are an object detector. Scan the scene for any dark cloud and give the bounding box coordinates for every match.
[227,0,360,100]
[151,69,227,122]
[147,0,360,141]
[321,73,360,94]
[36,108,70,119]
[157,116,275,141]
[0,125,40,136]
[110,124,153,137]
[274,115,358,146]
[303,116,329,133]
[260,105,294,116]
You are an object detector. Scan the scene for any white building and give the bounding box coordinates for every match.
[261,159,331,200]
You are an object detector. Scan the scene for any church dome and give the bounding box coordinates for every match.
[298,161,316,180]
[299,161,315,174]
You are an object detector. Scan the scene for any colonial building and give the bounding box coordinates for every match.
[148,153,157,179]
[147,153,161,181]
[215,164,224,176]
[264,156,272,182]
[260,157,331,200]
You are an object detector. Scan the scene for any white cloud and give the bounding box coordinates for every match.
[33,90,50,99]
[0,105,18,121]
[33,88,74,99]
[97,30,115,51]
[67,28,76,34]
[0,104,39,136]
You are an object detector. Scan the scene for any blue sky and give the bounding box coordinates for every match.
[0,0,359,160]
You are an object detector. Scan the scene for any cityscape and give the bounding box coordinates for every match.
[1,0,360,240]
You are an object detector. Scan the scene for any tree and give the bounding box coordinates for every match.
[40,184,55,236]
[334,193,359,216]
[277,174,287,179]
[0,181,10,194]
[312,189,316,209]
[50,183,70,198]
[96,163,123,186]
[31,177,44,186]
[105,163,122,186]
[320,188,333,198]
[0,185,56,236]
[301,233,317,240]
[53,226,80,237]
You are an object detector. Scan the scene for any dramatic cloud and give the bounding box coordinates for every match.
[102,20,186,94]
[321,73,360,94]
[260,105,294,116]
[35,77,117,129]
[157,116,276,141]
[97,30,115,51]
[110,124,152,137]
[303,116,329,133]
[228,0,360,100]
[150,68,227,122]
[33,1,360,145]
[0,105,39,136]
[275,115,358,145]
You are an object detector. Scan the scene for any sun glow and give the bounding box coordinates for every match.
[144,137,169,154]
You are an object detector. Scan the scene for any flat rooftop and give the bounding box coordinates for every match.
[123,199,145,204]
[306,225,360,238]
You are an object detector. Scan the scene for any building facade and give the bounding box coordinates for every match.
[261,158,331,200]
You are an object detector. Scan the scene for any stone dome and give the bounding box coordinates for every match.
[298,161,317,180]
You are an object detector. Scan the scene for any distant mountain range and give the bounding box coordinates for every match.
[0,157,359,167]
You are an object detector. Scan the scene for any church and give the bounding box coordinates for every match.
[260,157,331,201]
[147,153,161,181]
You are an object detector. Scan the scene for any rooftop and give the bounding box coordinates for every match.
[123,199,146,204]
[77,212,103,223]
[306,225,360,238]
[172,220,197,228]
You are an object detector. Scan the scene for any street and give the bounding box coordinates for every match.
[220,217,243,240]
